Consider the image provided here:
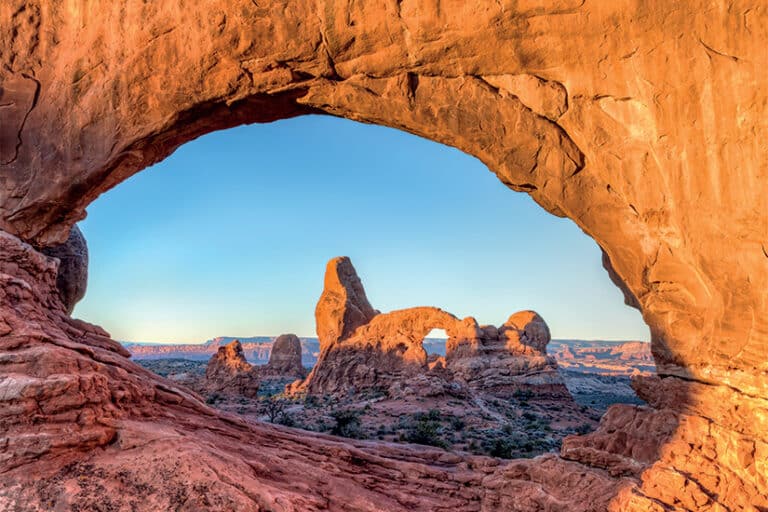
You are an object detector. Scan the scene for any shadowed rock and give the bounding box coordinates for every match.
[205,340,260,398]
[260,333,306,379]
[40,225,88,314]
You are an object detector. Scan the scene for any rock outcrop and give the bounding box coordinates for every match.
[315,257,379,352]
[259,333,306,380]
[0,2,766,510]
[204,340,260,398]
[40,225,88,314]
[203,336,307,397]
[296,258,569,400]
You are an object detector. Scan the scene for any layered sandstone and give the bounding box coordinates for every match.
[204,340,260,398]
[296,258,569,400]
[0,2,766,510]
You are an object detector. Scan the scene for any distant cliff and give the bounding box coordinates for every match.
[124,337,653,375]
[126,336,320,365]
[549,339,654,375]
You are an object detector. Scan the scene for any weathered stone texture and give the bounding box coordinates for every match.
[0,1,766,510]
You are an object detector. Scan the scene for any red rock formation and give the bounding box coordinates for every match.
[39,225,88,314]
[259,333,306,380]
[0,2,766,509]
[315,257,378,352]
[204,340,260,398]
[297,258,569,400]
[0,230,640,510]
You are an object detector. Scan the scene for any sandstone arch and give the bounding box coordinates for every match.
[1,2,766,510]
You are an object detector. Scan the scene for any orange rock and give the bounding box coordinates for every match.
[315,257,378,352]
[259,333,306,379]
[297,258,570,400]
[0,2,766,509]
[204,340,260,398]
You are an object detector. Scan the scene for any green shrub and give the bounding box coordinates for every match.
[403,413,448,448]
[488,437,516,458]
[330,409,363,438]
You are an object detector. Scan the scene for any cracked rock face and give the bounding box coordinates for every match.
[0,1,766,510]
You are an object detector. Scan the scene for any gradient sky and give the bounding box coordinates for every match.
[74,115,649,344]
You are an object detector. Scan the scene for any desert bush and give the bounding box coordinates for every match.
[276,412,295,427]
[403,412,448,448]
[513,389,533,400]
[449,416,466,431]
[488,437,516,458]
[330,409,363,438]
[259,396,288,423]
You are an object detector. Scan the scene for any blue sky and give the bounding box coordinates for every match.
[74,115,649,344]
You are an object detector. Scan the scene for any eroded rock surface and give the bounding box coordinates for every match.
[0,231,638,510]
[204,340,260,398]
[260,333,306,380]
[0,2,766,510]
[315,257,378,352]
[296,258,569,402]
[39,225,88,314]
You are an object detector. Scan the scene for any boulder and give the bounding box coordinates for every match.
[40,225,88,314]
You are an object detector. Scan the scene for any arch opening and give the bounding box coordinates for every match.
[73,115,652,460]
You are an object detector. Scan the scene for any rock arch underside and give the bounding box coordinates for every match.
[0,1,766,511]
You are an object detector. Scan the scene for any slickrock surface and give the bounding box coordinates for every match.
[204,340,260,398]
[1,2,767,510]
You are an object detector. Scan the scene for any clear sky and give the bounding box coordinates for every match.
[74,115,649,344]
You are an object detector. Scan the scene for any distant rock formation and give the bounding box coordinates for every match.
[204,340,260,398]
[549,340,655,376]
[315,257,379,352]
[258,333,306,380]
[127,336,321,364]
[293,257,569,399]
[204,335,308,396]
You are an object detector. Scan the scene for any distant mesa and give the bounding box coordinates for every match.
[127,335,320,365]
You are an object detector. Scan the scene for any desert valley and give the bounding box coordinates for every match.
[127,257,649,460]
